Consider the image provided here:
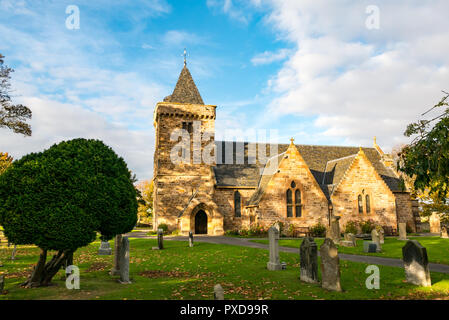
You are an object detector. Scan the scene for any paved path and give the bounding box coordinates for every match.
[126,232,449,274]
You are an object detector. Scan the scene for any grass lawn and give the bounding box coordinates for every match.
[0,238,448,300]
[250,236,449,265]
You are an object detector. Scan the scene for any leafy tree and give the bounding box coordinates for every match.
[135,179,153,225]
[0,53,32,136]
[398,92,449,223]
[0,152,12,174]
[0,139,138,287]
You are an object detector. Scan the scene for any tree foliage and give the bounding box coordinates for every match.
[135,179,153,225]
[0,53,32,136]
[0,152,12,175]
[0,138,138,286]
[398,92,449,222]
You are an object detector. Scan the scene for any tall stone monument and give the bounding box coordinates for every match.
[119,236,131,284]
[319,238,342,292]
[157,229,164,250]
[299,237,318,283]
[110,234,122,276]
[429,213,441,234]
[402,240,431,287]
[398,222,408,241]
[327,216,341,244]
[267,226,282,271]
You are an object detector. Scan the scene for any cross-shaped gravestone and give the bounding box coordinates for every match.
[320,238,342,292]
[267,226,282,271]
[299,237,318,283]
[402,240,431,287]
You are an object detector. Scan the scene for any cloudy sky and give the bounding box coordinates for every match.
[1,0,448,181]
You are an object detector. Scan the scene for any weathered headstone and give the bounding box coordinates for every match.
[118,236,131,284]
[299,237,318,283]
[110,234,122,276]
[267,226,282,271]
[11,245,17,260]
[340,233,356,247]
[319,238,342,292]
[327,216,341,244]
[189,231,194,247]
[441,226,449,239]
[398,222,408,241]
[376,226,385,244]
[402,240,431,287]
[98,240,112,255]
[0,275,4,294]
[371,229,381,252]
[214,284,224,300]
[363,241,377,253]
[157,228,164,250]
[429,213,441,234]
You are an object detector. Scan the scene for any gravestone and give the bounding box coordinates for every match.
[363,241,377,253]
[110,234,122,276]
[402,240,431,287]
[398,223,408,241]
[0,275,4,294]
[214,284,224,300]
[371,229,381,252]
[327,216,341,244]
[441,226,449,239]
[189,231,194,247]
[340,233,356,247]
[157,229,164,250]
[267,226,282,271]
[299,237,318,283]
[98,240,112,255]
[376,226,385,244]
[118,236,131,284]
[429,213,441,234]
[320,238,342,292]
[11,245,17,260]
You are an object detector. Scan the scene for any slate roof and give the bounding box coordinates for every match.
[163,66,204,105]
[212,141,402,205]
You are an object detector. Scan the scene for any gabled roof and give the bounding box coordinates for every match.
[163,66,204,105]
[212,141,403,204]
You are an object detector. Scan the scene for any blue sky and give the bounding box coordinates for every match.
[1,0,449,181]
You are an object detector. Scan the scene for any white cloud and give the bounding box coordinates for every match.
[251,49,292,66]
[251,0,449,151]
[162,30,205,47]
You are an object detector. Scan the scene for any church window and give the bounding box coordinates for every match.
[291,181,296,188]
[234,191,241,217]
[182,121,193,134]
[358,195,363,214]
[365,195,371,213]
[295,189,302,217]
[286,189,293,217]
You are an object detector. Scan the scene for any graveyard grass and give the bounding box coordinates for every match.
[0,238,448,300]
[251,237,449,265]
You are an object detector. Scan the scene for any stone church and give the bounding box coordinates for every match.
[152,64,415,236]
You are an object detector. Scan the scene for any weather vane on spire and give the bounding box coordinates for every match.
[183,48,187,67]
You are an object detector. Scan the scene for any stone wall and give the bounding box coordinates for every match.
[331,150,398,231]
[394,192,416,232]
[213,188,256,231]
[254,144,329,230]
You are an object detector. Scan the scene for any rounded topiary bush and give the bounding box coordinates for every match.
[0,138,138,287]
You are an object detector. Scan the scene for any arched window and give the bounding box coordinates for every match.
[295,189,302,217]
[291,181,296,188]
[286,189,293,217]
[358,195,363,214]
[365,195,371,214]
[234,191,241,217]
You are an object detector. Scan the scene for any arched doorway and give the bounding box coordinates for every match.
[195,210,208,234]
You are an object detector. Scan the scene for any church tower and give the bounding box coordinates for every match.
[152,62,224,235]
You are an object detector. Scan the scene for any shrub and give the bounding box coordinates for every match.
[344,221,359,234]
[310,222,327,237]
[0,138,137,287]
[360,220,376,234]
[157,223,169,233]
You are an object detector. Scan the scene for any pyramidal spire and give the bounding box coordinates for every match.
[163,65,204,105]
